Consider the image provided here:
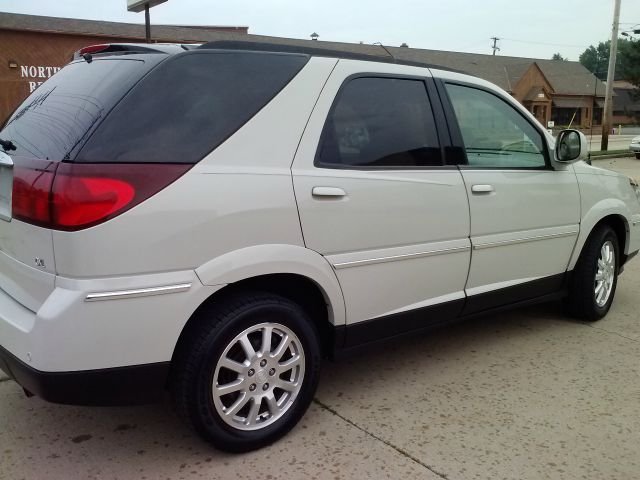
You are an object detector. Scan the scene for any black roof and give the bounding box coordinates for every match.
[197,40,466,74]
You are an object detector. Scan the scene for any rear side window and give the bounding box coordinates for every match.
[78,52,309,163]
[0,59,149,161]
[316,77,441,168]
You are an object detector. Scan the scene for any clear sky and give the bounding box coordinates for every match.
[2,0,640,60]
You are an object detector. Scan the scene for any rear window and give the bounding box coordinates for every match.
[77,51,309,164]
[0,58,150,161]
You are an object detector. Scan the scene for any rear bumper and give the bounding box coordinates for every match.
[0,344,168,405]
[0,266,222,405]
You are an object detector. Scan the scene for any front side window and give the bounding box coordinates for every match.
[316,77,441,168]
[445,84,547,168]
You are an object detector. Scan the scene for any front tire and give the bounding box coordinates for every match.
[566,226,619,321]
[172,292,321,452]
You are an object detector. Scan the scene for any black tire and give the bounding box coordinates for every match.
[566,225,619,321]
[172,292,321,452]
[635,152,640,160]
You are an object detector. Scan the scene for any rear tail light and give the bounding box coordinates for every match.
[12,160,191,231]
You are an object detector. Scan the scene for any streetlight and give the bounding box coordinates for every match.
[127,0,168,43]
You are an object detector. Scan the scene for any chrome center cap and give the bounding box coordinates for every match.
[256,369,268,383]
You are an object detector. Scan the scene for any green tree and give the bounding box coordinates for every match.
[579,38,633,80]
[626,39,640,101]
[551,52,567,61]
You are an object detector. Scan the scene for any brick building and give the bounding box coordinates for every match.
[0,12,248,122]
[1,11,608,129]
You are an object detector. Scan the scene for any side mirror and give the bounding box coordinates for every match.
[555,129,588,164]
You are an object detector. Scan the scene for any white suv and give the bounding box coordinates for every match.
[0,41,639,452]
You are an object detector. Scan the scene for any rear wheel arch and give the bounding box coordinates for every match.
[171,273,335,372]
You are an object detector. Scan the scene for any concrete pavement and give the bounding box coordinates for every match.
[1,157,640,479]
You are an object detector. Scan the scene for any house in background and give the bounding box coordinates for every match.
[612,80,640,126]
[0,12,248,122]
[386,48,606,130]
[0,11,607,130]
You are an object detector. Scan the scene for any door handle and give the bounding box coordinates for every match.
[312,186,347,198]
[471,184,494,194]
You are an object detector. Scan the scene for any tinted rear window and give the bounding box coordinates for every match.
[0,59,150,161]
[77,51,309,164]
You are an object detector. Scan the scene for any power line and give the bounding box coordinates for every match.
[501,37,590,49]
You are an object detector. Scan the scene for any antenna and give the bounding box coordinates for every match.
[490,37,501,55]
[373,42,396,62]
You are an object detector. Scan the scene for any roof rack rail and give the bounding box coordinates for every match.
[196,40,456,71]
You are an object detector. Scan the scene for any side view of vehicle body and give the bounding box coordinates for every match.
[631,135,640,159]
[0,41,639,451]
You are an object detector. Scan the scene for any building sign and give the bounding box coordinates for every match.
[20,65,62,92]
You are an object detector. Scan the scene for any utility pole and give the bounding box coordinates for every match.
[490,37,500,55]
[145,3,151,43]
[601,0,621,151]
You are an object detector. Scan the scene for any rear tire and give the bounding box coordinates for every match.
[566,225,619,321]
[172,292,321,452]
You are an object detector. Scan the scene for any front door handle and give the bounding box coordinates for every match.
[471,184,494,194]
[312,186,347,198]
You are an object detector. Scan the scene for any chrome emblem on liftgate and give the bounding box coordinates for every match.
[34,258,45,268]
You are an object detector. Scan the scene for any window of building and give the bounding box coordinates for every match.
[445,83,546,169]
[316,77,441,168]
[551,107,581,127]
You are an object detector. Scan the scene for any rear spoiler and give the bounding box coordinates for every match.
[72,43,193,61]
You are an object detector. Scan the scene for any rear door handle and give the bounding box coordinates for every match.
[471,184,494,194]
[312,186,347,198]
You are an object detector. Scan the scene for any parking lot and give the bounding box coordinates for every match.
[2,157,640,480]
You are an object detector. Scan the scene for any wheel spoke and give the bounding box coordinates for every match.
[596,286,606,304]
[274,378,297,392]
[239,334,256,360]
[260,326,273,355]
[279,354,302,371]
[215,378,244,396]
[219,356,246,373]
[595,281,604,294]
[224,392,249,416]
[270,334,291,360]
[245,397,262,426]
[595,271,605,281]
[264,392,279,416]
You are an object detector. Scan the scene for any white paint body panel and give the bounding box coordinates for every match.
[460,168,580,291]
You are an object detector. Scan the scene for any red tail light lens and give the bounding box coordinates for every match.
[12,159,57,227]
[12,160,191,231]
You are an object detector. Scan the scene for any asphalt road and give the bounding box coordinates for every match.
[2,157,640,480]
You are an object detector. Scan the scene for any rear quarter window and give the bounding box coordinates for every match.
[77,51,309,164]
